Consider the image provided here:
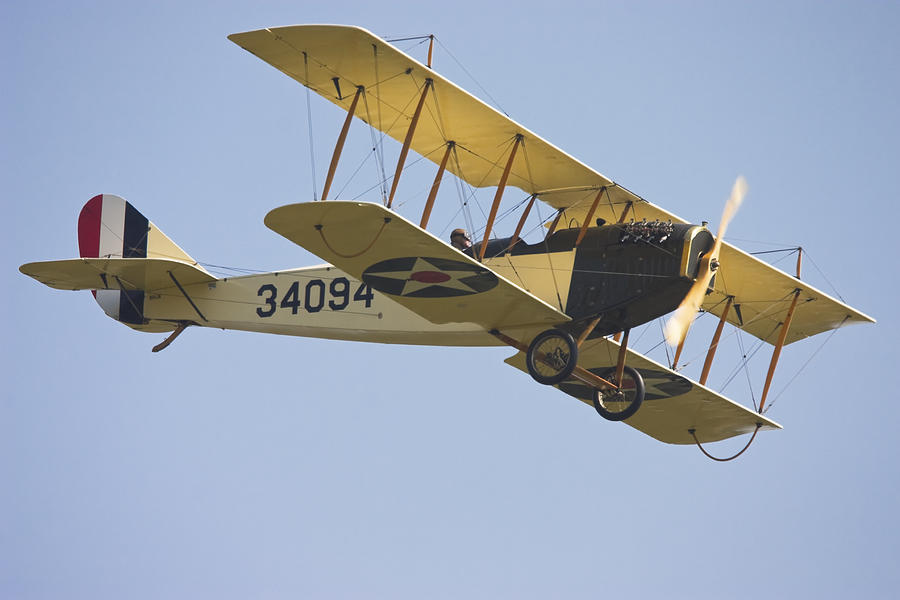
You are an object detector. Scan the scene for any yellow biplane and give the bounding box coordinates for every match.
[20,25,874,454]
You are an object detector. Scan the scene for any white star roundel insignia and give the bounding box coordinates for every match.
[362,257,499,298]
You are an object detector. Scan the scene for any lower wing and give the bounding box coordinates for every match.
[505,337,781,445]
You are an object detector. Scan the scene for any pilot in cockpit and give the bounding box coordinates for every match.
[450,228,472,251]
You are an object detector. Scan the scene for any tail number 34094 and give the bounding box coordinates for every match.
[256,277,373,317]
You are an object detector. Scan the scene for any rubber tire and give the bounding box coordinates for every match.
[591,366,645,421]
[525,329,579,385]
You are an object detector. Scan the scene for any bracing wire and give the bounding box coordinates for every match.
[349,146,440,203]
[433,37,509,116]
[372,43,388,203]
[362,91,388,203]
[303,52,318,201]
[763,316,850,414]
[334,148,377,200]
[734,328,759,411]
[658,319,672,366]
[801,250,847,303]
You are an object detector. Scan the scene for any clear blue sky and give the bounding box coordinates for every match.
[3,1,898,598]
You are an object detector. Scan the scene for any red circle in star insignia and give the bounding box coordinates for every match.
[410,270,451,283]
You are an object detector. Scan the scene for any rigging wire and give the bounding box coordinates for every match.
[333,148,377,199]
[750,247,801,256]
[303,52,318,200]
[454,171,477,239]
[752,250,796,271]
[447,144,478,238]
[418,68,450,143]
[763,316,850,414]
[719,326,773,398]
[372,43,388,204]
[740,244,850,303]
[362,91,389,203]
[450,140,522,236]
[384,34,433,46]
[344,144,443,203]
[432,37,509,116]
[674,288,800,372]
[734,328,759,411]
[630,321,654,347]
[801,250,847,303]
[658,319,673,367]
[520,139,538,198]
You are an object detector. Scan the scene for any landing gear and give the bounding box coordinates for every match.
[591,366,645,421]
[525,328,578,385]
[499,325,645,421]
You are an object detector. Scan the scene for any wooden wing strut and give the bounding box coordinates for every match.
[700,296,733,385]
[576,187,605,246]
[387,78,433,208]
[420,141,454,228]
[506,194,536,254]
[759,289,801,413]
[322,86,363,201]
[480,134,523,261]
[545,209,564,240]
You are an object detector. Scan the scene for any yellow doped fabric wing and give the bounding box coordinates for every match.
[228,25,615,208]
[705,244,871,345]
[265,201,570,331]
[229,24,873,343]
[20,258,216,292]
[505,336,781,445]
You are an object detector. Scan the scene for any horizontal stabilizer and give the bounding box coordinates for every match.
[20,258,216,291]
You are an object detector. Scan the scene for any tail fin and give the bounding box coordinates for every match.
[76,194,210,326]
[78,194,201,263]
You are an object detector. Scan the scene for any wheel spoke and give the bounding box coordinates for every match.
[591,366,645,421]
[526,329,579,386]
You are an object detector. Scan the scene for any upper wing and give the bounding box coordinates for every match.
[505,336,781,445]
[705,243,873,344]
[228,25,616,208]
[265,201,570,330]
[20,258,216,291]
[229,24,874,342]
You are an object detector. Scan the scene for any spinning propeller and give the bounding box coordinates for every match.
[664,176,748,347]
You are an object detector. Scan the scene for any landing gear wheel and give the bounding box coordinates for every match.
[591,366,645,421]
[525,329,578,385]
